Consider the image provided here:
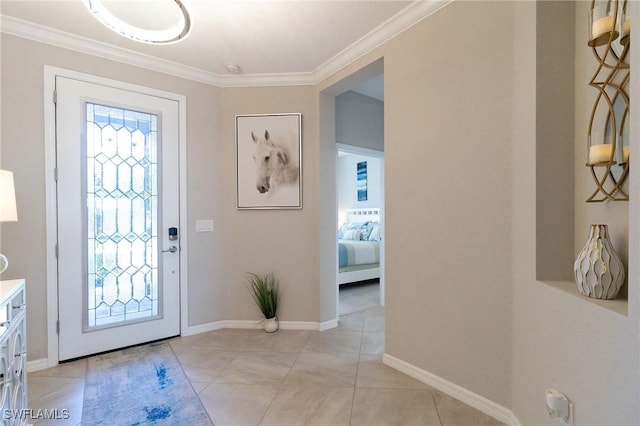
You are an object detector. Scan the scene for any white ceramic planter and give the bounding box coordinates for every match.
[263,317,279,333]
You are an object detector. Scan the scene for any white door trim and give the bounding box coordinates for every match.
[43,65,188,367]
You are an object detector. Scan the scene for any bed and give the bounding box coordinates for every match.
[338,208,381,285]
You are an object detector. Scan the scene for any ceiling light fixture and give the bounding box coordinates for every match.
[84,0,192,44]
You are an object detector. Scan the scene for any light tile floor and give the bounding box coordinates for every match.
[28,283,504,426]
[339,280,381,316]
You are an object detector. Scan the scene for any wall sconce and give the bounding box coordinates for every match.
[586,0,630,202]
[0,170,18,274]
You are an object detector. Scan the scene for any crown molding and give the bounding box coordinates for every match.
[311,0,453,83]
[0,15,224,86]
[0,1,452,88]
[211,71,316,88]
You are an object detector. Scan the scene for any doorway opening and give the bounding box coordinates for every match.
[336,145,384,316]
[317,57,384,330]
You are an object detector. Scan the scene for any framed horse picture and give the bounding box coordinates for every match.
[236,113,302,209]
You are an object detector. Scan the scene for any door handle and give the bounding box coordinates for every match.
[162,246,178,253]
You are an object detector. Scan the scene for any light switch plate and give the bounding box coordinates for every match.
[196,219,214,232]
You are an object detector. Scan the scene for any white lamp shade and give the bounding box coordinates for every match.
[0,170,17,222]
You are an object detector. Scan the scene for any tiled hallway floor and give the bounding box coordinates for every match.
[339,279,381,316]
[28,284,504,425]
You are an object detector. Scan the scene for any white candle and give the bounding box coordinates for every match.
[589,144,613,164]
[622,19,630,38]
[623,146,630,163]
[592,15,615,39]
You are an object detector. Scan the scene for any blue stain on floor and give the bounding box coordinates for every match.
[154,363,171,389]
[85,343,213,426]
[144,405,172,422]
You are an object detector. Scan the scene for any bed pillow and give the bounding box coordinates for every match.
[368,222,381,241]
[342,229,363,240]
[360,222,374,240]
[338,222,368,239]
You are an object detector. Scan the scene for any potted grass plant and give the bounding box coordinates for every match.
[246,272,282,332]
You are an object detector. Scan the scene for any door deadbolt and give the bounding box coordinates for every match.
[168,227,178,240]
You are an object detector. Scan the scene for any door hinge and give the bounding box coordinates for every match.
[55,244,59,259]
[54,167,58,182]
[56,320,60,334]
[53,90,57,104]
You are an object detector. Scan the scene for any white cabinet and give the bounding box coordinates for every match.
[0,280,26,426]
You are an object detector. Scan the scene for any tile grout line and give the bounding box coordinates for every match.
[431,388,444,426]
[341,284,378,425]
[279,330,313,384]
[168,340,216,425]
[347,312,367,425]
[255,330,313,425]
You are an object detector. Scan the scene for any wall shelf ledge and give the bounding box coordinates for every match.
[541,280,628,316]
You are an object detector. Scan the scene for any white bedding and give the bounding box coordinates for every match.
[338,239,380,267]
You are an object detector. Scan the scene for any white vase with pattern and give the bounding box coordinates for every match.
[574,224,625,299]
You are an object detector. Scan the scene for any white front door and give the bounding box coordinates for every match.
[55,76,181,361]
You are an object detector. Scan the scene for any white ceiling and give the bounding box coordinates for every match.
[0,0,450,88]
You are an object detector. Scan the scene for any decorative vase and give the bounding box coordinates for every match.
[263,317,279,333]
[574,224,625,299]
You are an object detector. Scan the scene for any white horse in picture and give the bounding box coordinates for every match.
[251,129,299,194]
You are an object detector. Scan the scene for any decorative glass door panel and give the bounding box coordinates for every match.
[85,103,160,329]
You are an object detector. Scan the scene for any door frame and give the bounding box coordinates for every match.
[43,66,188,367]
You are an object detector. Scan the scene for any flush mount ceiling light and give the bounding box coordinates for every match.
[84,0,192,44]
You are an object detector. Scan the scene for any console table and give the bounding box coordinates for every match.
[0,279,26,425]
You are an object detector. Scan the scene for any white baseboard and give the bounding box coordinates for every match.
[383,354,522,426]
[319,319,339,331]
[182,321,224,336]
[279,321,323,330]
[182,320,256,335]
[27,358,52,373]
[183,319,333,336]
[215,320,261,329]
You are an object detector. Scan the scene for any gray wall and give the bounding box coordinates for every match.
[536,1,576,281]
[383,1,513,406]
[216,86,320,322]
[336,90,384,151]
